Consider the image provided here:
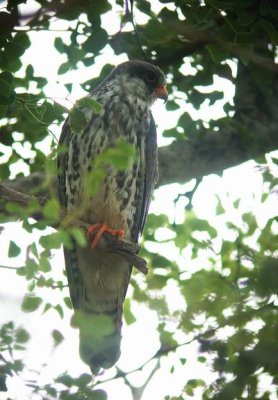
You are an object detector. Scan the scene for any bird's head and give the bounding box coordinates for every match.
[111,60,168,106]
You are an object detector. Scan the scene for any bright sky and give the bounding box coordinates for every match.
[1,1,277,400]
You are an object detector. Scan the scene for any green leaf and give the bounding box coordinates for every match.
[11,359,24,373]
[54,304,64,318]
[41,102,58,124]
[91,390,107,400]
[180,357,187,365]
[21,295,42,313]
[58,62,70,75]
[68,107,88,134]
[40,231,71,250]
[216,197,225,215]
[0,78,11,104]
[242,212,257,235]
[178,112,197,136]
[0,104,8,117]
[70,227,87,247]
[16,266,27,276]
[52,329,64,346]
[76,97,102,113]
[77,373,92,387]
[81,64,114,92]
[8,240,21,257]
[53,101,69,115]
[123,298,136,325]
[39,256,51,273]
[5,41,25,60]
[65,83,73,93]
[25,64,34,78]
[43,303,52,314]
[0,71,13,84]
[159,327,177,350]
[206,44,229,63]
[64,297,73,310]
[97,139,136,170]
[71,312,114,337]
[207,90,223,105]
[43,198,60,222]
[56,373,73,387]
[163,128,184,140]
[256,257,278,296]
[29,243,39,259]
[15,328,30,344]
[82,28,108,54]
[0,11,16,34]
[165,100,180,111]
[24,258,39,279]
[13,32,30,49]
[54,37,65,53]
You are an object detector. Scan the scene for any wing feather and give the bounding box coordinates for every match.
[57,118,83,309]
[131,113,158,242]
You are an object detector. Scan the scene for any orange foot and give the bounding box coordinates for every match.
[87,223,125,248]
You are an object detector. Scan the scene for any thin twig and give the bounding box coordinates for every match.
[0,265,18,270]
[123,359,160,400]
[93,336,198,388]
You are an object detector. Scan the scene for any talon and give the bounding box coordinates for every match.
[112,229,125,239]
[87,223,125,248]
[87,223,101,239]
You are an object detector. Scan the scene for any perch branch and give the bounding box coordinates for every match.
[0,183,148,275]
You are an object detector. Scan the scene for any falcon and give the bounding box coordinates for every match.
[57,60,167,374]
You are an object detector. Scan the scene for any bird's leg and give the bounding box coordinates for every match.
[87,223,125,248]
[87,223,101,239]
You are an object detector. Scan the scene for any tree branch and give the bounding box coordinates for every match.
[3,115,278,192]
[3,57,278,198]
[118,359,160,400]
[160,20,278,73]
[0,183,148,275]
[93,335,199,389]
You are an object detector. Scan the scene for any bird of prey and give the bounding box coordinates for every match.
[57,60,167,374]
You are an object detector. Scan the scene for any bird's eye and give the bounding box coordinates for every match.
[145,71,157,83]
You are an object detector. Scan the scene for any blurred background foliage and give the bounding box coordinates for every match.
[0,0,278,399]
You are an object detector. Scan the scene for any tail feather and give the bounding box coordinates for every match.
[80,326,121,375]
[65,244,130,374]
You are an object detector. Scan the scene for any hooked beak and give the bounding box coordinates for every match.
[154,85,168,102]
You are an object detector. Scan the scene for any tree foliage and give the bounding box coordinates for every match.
[0,0,278,399]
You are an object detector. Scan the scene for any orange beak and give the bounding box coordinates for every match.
[154,85,168,102]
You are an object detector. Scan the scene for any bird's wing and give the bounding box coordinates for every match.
[132,113,158,242]
[57,118,83,309]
